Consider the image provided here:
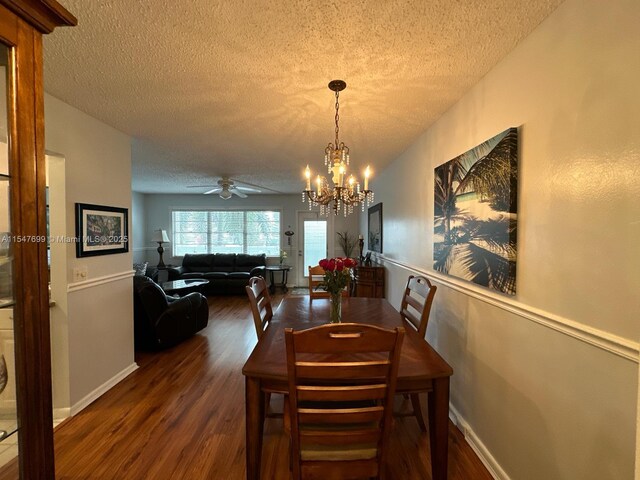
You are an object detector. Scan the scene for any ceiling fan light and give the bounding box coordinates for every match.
[220,189,233,200]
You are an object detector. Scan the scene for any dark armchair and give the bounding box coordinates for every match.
[133,275,209,350]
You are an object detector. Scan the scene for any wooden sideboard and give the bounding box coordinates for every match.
[353,264,385,298]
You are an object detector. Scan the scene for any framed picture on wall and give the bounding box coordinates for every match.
[433,127,518,295]
[367,203,383,253]
[75,203,129,257]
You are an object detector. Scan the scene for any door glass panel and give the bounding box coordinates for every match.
[0,43,18,466]
[303,220,327,276]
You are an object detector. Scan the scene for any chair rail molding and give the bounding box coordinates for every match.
[67,270,134,293]
[375,254,639,363]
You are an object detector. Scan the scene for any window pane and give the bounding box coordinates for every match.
[247,211,280,256]
[304,220,327,273]
[172,209,280,256]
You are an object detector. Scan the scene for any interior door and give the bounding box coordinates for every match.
[296,212,327,286]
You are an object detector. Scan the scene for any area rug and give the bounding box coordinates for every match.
[288,287,309,296]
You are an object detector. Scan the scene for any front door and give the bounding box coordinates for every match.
[296,212,327,287]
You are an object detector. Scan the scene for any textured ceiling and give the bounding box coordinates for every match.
[44,0,563,194]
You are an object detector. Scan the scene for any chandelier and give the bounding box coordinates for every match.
[302,80,373,216]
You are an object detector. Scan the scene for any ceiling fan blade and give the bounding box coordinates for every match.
[236,186,261,193]
[232,189,248,198]
[204,188,222,195]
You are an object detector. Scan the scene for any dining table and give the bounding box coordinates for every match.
[242,296,454,480]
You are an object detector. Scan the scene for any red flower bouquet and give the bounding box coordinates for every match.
[318,257,357,295]
[318,257,357,323]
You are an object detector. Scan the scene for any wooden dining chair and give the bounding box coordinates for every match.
[246,276,283,419]
[245,276,273,339]
[308,265,350,299]
[397,275,437,432]
[285,323,404,480]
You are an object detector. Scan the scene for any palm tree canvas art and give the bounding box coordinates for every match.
[434,127,518,295]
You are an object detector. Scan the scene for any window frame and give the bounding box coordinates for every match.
[171,208,282,257]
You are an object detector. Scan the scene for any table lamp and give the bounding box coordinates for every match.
[151,229,170,268]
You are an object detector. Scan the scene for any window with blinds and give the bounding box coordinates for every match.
[172,210,280,257]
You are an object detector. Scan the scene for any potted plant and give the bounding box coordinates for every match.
[336,231,357,258]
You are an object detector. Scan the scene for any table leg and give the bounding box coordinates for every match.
[269,271,275,294]
[428,377,450,480]
[245,377,265,480]
[282,269,289,292]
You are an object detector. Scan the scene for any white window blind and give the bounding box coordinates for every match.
[172,210,280,256]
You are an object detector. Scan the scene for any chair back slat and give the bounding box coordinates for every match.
[245,276,273,339]
[300,428,381,446]
[400,307,421,331]
[399,275,437,338]
[297,384,387,402]
[286,322,404,480]
[298,406,384,425]
[296,361,390,380]
[293,325,396,353]
[302,460,378,479]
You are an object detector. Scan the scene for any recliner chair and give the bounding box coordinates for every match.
[133,275,209,350]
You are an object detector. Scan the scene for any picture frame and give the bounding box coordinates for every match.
[433,127,518,295]
[367,203,383,254]
[75,203,129,258]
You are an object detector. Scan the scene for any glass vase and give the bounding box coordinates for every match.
[329,291,342,323]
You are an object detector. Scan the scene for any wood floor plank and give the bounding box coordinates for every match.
[0,293,493,479]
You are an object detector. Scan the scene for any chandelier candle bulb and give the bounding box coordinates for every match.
[305,165,311,190]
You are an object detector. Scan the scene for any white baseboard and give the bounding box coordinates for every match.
[70,363,138,416]
[449,403,510,480]
[53,407,71,427]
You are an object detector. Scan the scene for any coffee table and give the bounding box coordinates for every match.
[161,279,208,296]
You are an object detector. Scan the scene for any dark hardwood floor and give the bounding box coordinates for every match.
[0,293,493,479]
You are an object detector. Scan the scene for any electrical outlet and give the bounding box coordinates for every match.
[73,266,88,282]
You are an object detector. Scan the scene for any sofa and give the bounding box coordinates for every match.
[167,253,266,294]
[133,275,209,350]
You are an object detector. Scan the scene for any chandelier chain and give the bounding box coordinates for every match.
[334,89,340,147]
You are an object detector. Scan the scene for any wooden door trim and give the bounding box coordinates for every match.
[0,0,76,33]
[0,1,75,477]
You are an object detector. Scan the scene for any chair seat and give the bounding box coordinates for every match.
[301,443,377,461]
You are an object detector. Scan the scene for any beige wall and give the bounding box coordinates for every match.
[44,94,135,409]
[362,0,640,478]
[131,191,147,263]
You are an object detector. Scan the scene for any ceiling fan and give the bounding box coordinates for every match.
[186,177,261,200]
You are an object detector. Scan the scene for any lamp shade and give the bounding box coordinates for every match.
[151,229,170,243]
